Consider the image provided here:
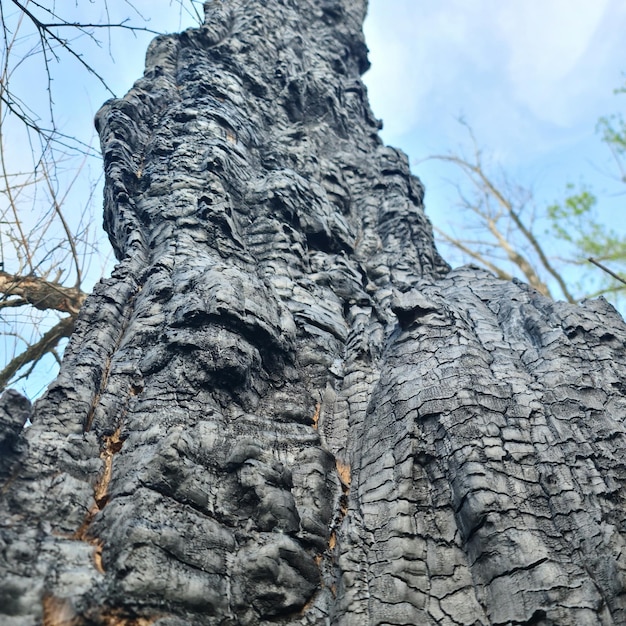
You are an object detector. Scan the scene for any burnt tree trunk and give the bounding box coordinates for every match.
[3,1,626,625]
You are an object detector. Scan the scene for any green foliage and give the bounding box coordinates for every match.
[433,77,626,312]
[597,82,626,184]
[596,78,626,184]
[546,185,597,245]
[544,79,626,302]
[545,184,626,301]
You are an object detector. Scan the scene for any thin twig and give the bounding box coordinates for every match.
[588,257,626,286]
[432,153,576,303]
[0,315,74,390]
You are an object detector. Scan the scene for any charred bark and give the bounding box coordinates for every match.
[2,1,626,625]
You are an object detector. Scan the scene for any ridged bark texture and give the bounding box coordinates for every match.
[2,1,626,625]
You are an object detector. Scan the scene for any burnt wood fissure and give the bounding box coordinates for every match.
[2,1,626,625]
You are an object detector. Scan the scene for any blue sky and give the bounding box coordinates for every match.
[3,1,626,397]
[363,0,626,270]
[8,0,626,271]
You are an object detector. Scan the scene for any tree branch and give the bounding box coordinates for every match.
[431,151,577,303]
[588,257,626,286]
[0,270,86,315]
[434,226,514,282]
[0,315,74,391]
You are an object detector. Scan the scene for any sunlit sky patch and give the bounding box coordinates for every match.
[4,1,626,397]
[363,0,626,277]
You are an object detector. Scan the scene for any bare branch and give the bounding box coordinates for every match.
[0,107,34,274]
[430,147,577,303]
[9,0,160,98]
[41,155,88,288]
[0,297,29,309]
[588,257,626,286]
[0,270,86,315]
[434,227,514,282]
[0,315,74,391]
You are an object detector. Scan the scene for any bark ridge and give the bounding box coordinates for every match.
[2,1,626,625]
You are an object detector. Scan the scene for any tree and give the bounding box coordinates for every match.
[431,113,626,313]
[0,0,203,395]
[2,1,626,624]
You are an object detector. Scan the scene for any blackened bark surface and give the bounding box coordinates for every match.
[2,1,626,625]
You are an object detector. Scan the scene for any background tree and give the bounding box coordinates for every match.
[2,3,625,397]
[0,0,203,395]
[2,2,626,624]
[431,101,626,313]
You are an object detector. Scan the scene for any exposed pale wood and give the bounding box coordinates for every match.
[1,2,626,625]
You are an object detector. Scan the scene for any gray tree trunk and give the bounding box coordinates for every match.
[3,1,626,624]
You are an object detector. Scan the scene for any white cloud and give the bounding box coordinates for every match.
[363,4,428,138]
[363,1,478,140]
[364,0,626,163]
[495,0,612,124]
